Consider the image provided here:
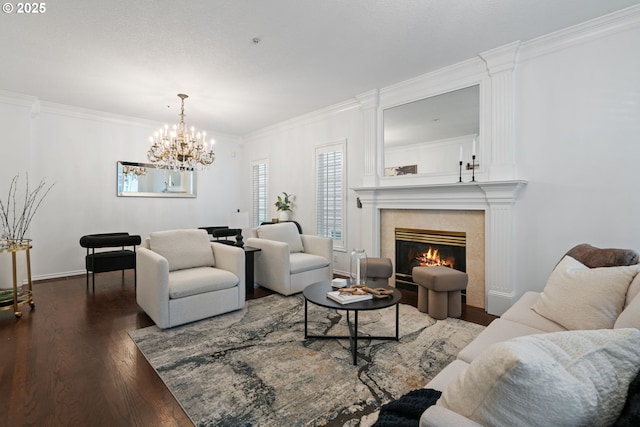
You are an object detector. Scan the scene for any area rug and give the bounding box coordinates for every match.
[129,294,485,427]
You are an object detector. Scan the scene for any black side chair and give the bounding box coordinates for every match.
[79,232,141,291]
[198,226,238,246]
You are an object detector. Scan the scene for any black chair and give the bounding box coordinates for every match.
[79,232,141,291]
[198,226,238,246]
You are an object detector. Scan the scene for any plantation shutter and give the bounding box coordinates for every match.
[251,161,268,227]
[315,142,345,250]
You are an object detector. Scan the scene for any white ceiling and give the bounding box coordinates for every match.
[1,0,638,136]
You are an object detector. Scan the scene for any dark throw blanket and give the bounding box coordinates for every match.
[373,388,442,427]
[614,369,640,427]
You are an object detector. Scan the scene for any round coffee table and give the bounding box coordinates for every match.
[303,280,401,365]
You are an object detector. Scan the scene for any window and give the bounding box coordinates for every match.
[315,141,345,250]
[251,159,268,227]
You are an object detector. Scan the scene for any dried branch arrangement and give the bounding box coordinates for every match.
[0,174,55,242]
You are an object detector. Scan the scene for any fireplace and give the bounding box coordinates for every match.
[395,228,467,298]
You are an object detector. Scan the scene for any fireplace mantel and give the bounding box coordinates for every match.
[353,180,526,210]
[352,180,527,315]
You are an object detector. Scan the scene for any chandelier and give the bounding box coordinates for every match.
[147,94,215,170]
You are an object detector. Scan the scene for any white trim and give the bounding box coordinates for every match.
[519,4,640,63]
[243,99,360,141]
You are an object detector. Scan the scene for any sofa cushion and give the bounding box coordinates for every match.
[425,359,469,392]
[500,291,567,333]
[457,318,545,364]
[626,271,640,308]
[532,256,639,330]
[438,328,640,427]
[615,292,640,329]
[289,252,330,274]
[150,229,215,271]
[168,267,238,299]
[257,222,304,253]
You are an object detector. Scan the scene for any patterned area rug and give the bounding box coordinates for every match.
[129,294,484,426]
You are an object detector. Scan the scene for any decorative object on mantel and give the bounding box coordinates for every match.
[147,94,215,170]
[471,137,477,182]
[458,146,464,183]
[384,164,417,176]
[228,209,250,248]
[274,192,294,221]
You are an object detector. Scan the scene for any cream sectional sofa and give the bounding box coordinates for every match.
[420,245,640,427]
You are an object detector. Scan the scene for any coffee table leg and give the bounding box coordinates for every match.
[304,298,308,339]
[395,303,399,340]
[353,311,359,365]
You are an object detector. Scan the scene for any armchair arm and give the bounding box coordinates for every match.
[301,234,332,262]
[420,405,484,427]
[136,247,171,329]
[211,242,245,302]
[245,237,291,292]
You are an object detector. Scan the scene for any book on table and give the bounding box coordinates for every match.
[327,290,373,305]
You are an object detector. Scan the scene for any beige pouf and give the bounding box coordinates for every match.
[366,257,393,286]
[413,266,468,320]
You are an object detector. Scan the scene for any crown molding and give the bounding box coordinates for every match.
[242,98,360,142]
[519,4,640,62]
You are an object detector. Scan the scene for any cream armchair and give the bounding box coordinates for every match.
[136,229,245,329]
[245,222,332,295]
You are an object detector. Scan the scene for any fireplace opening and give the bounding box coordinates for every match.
[395,228,467,300]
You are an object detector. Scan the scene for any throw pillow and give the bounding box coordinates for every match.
[256,222,304,253]
[149,229,215,271]
[564,243,639,268]
[438,329,640,427]
[531,255,639,330]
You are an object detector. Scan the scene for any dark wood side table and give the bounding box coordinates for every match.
[303,281,401,365]
[244,246,261,298]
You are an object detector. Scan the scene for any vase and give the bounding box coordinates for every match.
[350,249,368,286]
[278,210,292,222]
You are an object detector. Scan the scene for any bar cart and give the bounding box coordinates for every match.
[0,239,35,318]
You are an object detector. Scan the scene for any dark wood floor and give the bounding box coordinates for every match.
[0,271,496,426]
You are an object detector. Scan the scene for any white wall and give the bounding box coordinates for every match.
[512,23,640,296]
[241,8,640,303]
[0,94,244,279]
[242,102,364,274]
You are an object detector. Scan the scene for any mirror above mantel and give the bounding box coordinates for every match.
[116,161,197,198]
[383,84,480,177]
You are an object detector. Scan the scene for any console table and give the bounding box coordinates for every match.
[0,239,35,318]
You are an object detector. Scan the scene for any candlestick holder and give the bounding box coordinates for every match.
[471,155,476,182]
[458,161,463,183]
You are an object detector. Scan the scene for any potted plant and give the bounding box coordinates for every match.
[274,192,294,221]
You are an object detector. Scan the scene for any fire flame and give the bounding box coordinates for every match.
[415,247,454,268]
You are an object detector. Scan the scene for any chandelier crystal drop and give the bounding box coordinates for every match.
[147,94,215,170]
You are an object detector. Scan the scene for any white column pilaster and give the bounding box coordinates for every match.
[479,41,520,181]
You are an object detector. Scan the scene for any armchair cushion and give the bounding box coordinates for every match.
[149,229,215,271]
[256,222,304,253]
[289,252,330,274]
[168,267,239,299]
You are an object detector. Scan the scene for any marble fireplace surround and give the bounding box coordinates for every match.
[353,180,526,315]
